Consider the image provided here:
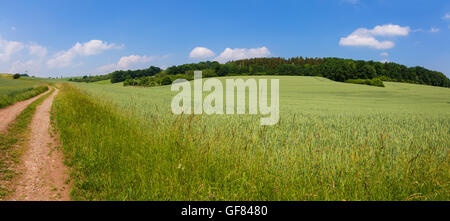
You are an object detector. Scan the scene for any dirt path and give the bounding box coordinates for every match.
[0,89,51,133]
[7,89,70,201]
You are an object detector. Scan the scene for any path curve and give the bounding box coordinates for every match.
[7,88,70,201]
[0,89,51,133]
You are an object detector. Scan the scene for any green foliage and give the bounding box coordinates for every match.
[123,73,188,87]
[227,57,449,87]
[13,74,20,79]
[160,76,172,85]
[69,74,111,83]
[166,61,221,75]
[70,57,449,88]
[110,57,450,88]
[111,66,162,83]
[56,77,450,200]
[345,78,385,87]
[92,79,112,85]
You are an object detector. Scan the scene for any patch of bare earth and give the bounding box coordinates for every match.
[6,89,70,201]
[0,89,51,133]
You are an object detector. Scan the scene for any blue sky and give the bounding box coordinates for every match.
[0,0,449,77]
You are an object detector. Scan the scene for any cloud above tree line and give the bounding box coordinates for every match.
[46,40,123,68]
[339,24,410,49]
[189,46,271,63]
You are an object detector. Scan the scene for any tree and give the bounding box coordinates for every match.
[161,76,172,85]
[13,73,21,79]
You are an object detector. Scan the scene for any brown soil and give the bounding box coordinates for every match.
[0,89,51,133]
[6,89,70,201]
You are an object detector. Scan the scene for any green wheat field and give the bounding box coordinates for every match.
[52,76,449,201]
[0,77,48,108]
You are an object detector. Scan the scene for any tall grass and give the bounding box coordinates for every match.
[53,78,449,200]
[0,78,49,108]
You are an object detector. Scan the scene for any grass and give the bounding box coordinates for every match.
[0,88,55,199]
[0,78,49,108]
[345,78,384,87]
[92,79,111,85]
[53,76,449,200]
[0,74,13,79]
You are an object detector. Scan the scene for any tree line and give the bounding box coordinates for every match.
[69,57,450,88]
[69,66,162,83]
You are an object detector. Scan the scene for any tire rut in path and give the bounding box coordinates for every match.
[7,89,70,201]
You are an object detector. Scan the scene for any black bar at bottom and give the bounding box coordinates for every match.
[0,201,447,220]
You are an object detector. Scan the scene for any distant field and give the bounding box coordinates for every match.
[0,78,48,108]
[92,79,112,85]
[53,76,450,200]
[0,78,37,93]
[0,74,12,79]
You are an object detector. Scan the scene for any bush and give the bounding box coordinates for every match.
[13,74,21,79]
[123,79,137,86]
[71,74,111,83]
[202,69,218,78]
[345,78,385,87]
[369,78,384,87]
[161,76,173,85]
[110,66,162,83]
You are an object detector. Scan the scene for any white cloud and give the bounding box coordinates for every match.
[117,55,154,70]
[339,24,410,49]
[0,36,49,74]
[443,13,450,20]
[95,54,162,74]
[214,46,271,63]
[95,63,117,73]
[369,24,410,36]
[412,27,441,33]
[189,47,215,59]
[380,59,389,63]
[46,50,75,68]
[14,43,48,74]
[9,59,43,74]
[429,27,440,33]
[340,35,394,49]
[380,52,389,57]
[29,44,48,57]
[72,40,122,56]
[47,40,122,68]
[0,36,25,62]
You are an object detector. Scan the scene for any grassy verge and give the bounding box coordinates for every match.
[0,85,49,108]
[0,88,54,199]
[53,83,449,201]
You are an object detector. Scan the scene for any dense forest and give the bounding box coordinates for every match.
[69,66,162,83]
[71,57,450,88]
